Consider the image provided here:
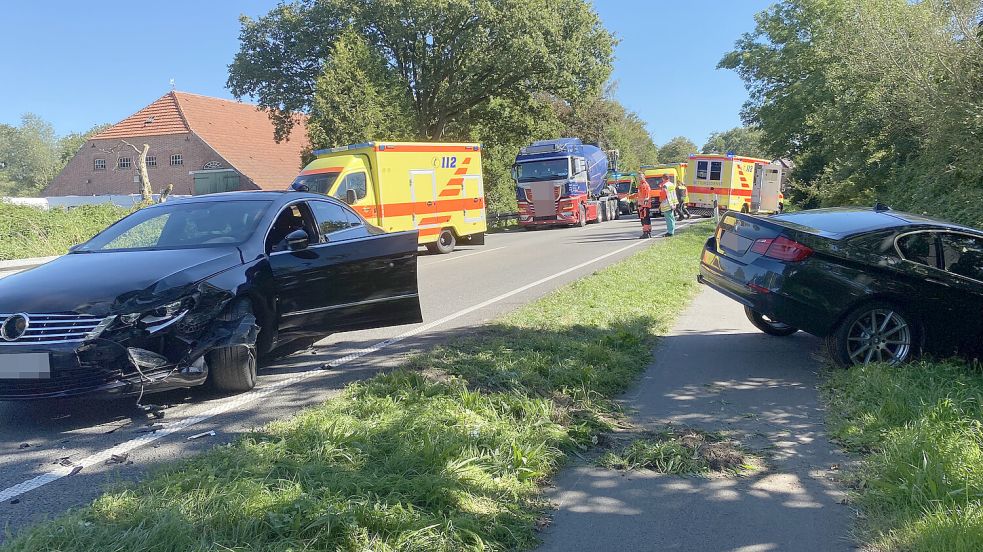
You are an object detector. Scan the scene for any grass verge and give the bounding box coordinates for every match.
[824,359,983,551]
[598,428,755,475]
[3,223,714,551]
[0,202,129,261]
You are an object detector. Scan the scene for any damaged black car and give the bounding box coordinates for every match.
[0,191,422,400]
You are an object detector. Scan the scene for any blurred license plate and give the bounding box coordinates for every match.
[0,353,51,379]
[718,230,752,256]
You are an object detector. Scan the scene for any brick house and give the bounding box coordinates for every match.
[45,91,308,197]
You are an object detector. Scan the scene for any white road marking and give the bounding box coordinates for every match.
[422,246,506,266]
[0,236,651,504]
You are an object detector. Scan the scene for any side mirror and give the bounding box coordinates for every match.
[285,229,310,251]
[345,188,357,205]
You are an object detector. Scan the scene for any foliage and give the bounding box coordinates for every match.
[1,224,715,551]
[0,202,129,261]
[598,429,752,475]
[229,0,661,216]
[701,126,767,158]
[229,0,614,141]
[658,136,698,164]
[0,116,108,197]
[721,0,983,226]
[824,360,983,551]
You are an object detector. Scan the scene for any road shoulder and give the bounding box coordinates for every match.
[539,287,854,551]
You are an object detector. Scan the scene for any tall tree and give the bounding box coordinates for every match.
[720,0,983,222]
[701,127,767,158]
[229,0,614,141]
[0,114,59,196]
[658,136,698,164]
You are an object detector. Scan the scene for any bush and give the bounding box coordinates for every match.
[0,203,128,261]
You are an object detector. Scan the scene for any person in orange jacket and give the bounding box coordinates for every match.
[636,173,652,238]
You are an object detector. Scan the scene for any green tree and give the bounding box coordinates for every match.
[701,127,767,158]
[57,123,110,164]
[229,0,614,141]
[720,0,983,222]
[0,114,59,196]
[657,136,698,164]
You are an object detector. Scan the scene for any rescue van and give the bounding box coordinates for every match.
[684,154,785,216]
[291,142,486,253]
[640,162,687,185]
[605,171,639,215]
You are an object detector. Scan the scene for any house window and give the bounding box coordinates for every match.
[118,157,132,169]
[146,155,157,168]
[93,159,106,171]
[170,154,183,166]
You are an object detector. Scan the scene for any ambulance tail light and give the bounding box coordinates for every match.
[750,236,813,262]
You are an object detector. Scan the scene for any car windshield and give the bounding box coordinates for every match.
[77,200,272,252]
[291,172,340,194]
[516,159,569,182]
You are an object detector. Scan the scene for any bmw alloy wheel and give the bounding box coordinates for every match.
[845,308,911,365]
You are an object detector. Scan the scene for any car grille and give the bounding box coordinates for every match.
[0,313,109,344]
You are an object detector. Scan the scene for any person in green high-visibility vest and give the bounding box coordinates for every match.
[657,174,678,237]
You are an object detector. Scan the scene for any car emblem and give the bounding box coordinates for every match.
[1,313,30,341]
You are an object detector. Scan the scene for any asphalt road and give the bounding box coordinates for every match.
[0,214,693,539]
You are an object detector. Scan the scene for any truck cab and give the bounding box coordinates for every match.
[512,138,615,228]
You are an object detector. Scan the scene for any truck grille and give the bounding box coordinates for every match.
[0,313,109,345]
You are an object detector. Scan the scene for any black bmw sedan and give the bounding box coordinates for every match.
[0,191,422,399]
[699,207,983,366]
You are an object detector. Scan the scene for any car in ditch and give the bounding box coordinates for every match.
[0,191,422,400]
[698,206,983,366]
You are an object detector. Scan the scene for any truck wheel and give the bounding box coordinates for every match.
[598,201,608,222]
[578,205,587,227]
[426,229,456,254]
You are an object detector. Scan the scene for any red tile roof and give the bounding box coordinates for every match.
[92,91,309,190]
[92,92,190,139]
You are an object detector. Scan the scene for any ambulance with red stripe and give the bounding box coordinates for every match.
[684,153,785,216]
[291,142,486,253]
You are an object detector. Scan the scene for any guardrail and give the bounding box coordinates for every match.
[487,212,519,224]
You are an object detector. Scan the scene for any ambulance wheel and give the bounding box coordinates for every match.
[578,205,587,227]
[427,229,456,254]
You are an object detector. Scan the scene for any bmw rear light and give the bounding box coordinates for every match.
[750,236,813,262]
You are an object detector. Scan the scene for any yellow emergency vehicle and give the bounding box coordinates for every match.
[292,142,487,254]
[640,162,687,185]
[684,154,785,216]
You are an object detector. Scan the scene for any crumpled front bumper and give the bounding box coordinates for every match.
[0,313,259,401]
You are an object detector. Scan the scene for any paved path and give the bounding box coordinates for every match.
[539,288,854,552]
[0,215,695,539]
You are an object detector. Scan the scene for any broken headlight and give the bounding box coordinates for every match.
[118,298,194,334]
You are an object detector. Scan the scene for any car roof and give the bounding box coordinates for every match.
[769,207,980,238]
[153,190,340,206]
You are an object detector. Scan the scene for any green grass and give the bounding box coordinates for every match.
[598,429,753,475]
[0,202,129,261]
[2,223,714,551]
[824,360,983,551]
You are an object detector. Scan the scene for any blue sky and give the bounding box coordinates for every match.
[0,0,771,147]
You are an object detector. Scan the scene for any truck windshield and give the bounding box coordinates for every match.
[515,159,569,182]
[291,172,340,194]
[614,182,632,194]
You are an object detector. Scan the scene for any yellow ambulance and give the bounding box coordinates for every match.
[291,142,487,253]
[684,154,784,216]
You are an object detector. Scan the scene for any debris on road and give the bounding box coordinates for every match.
[105,453,128,465]
[17,443,30,449]
[187,430,216,440]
